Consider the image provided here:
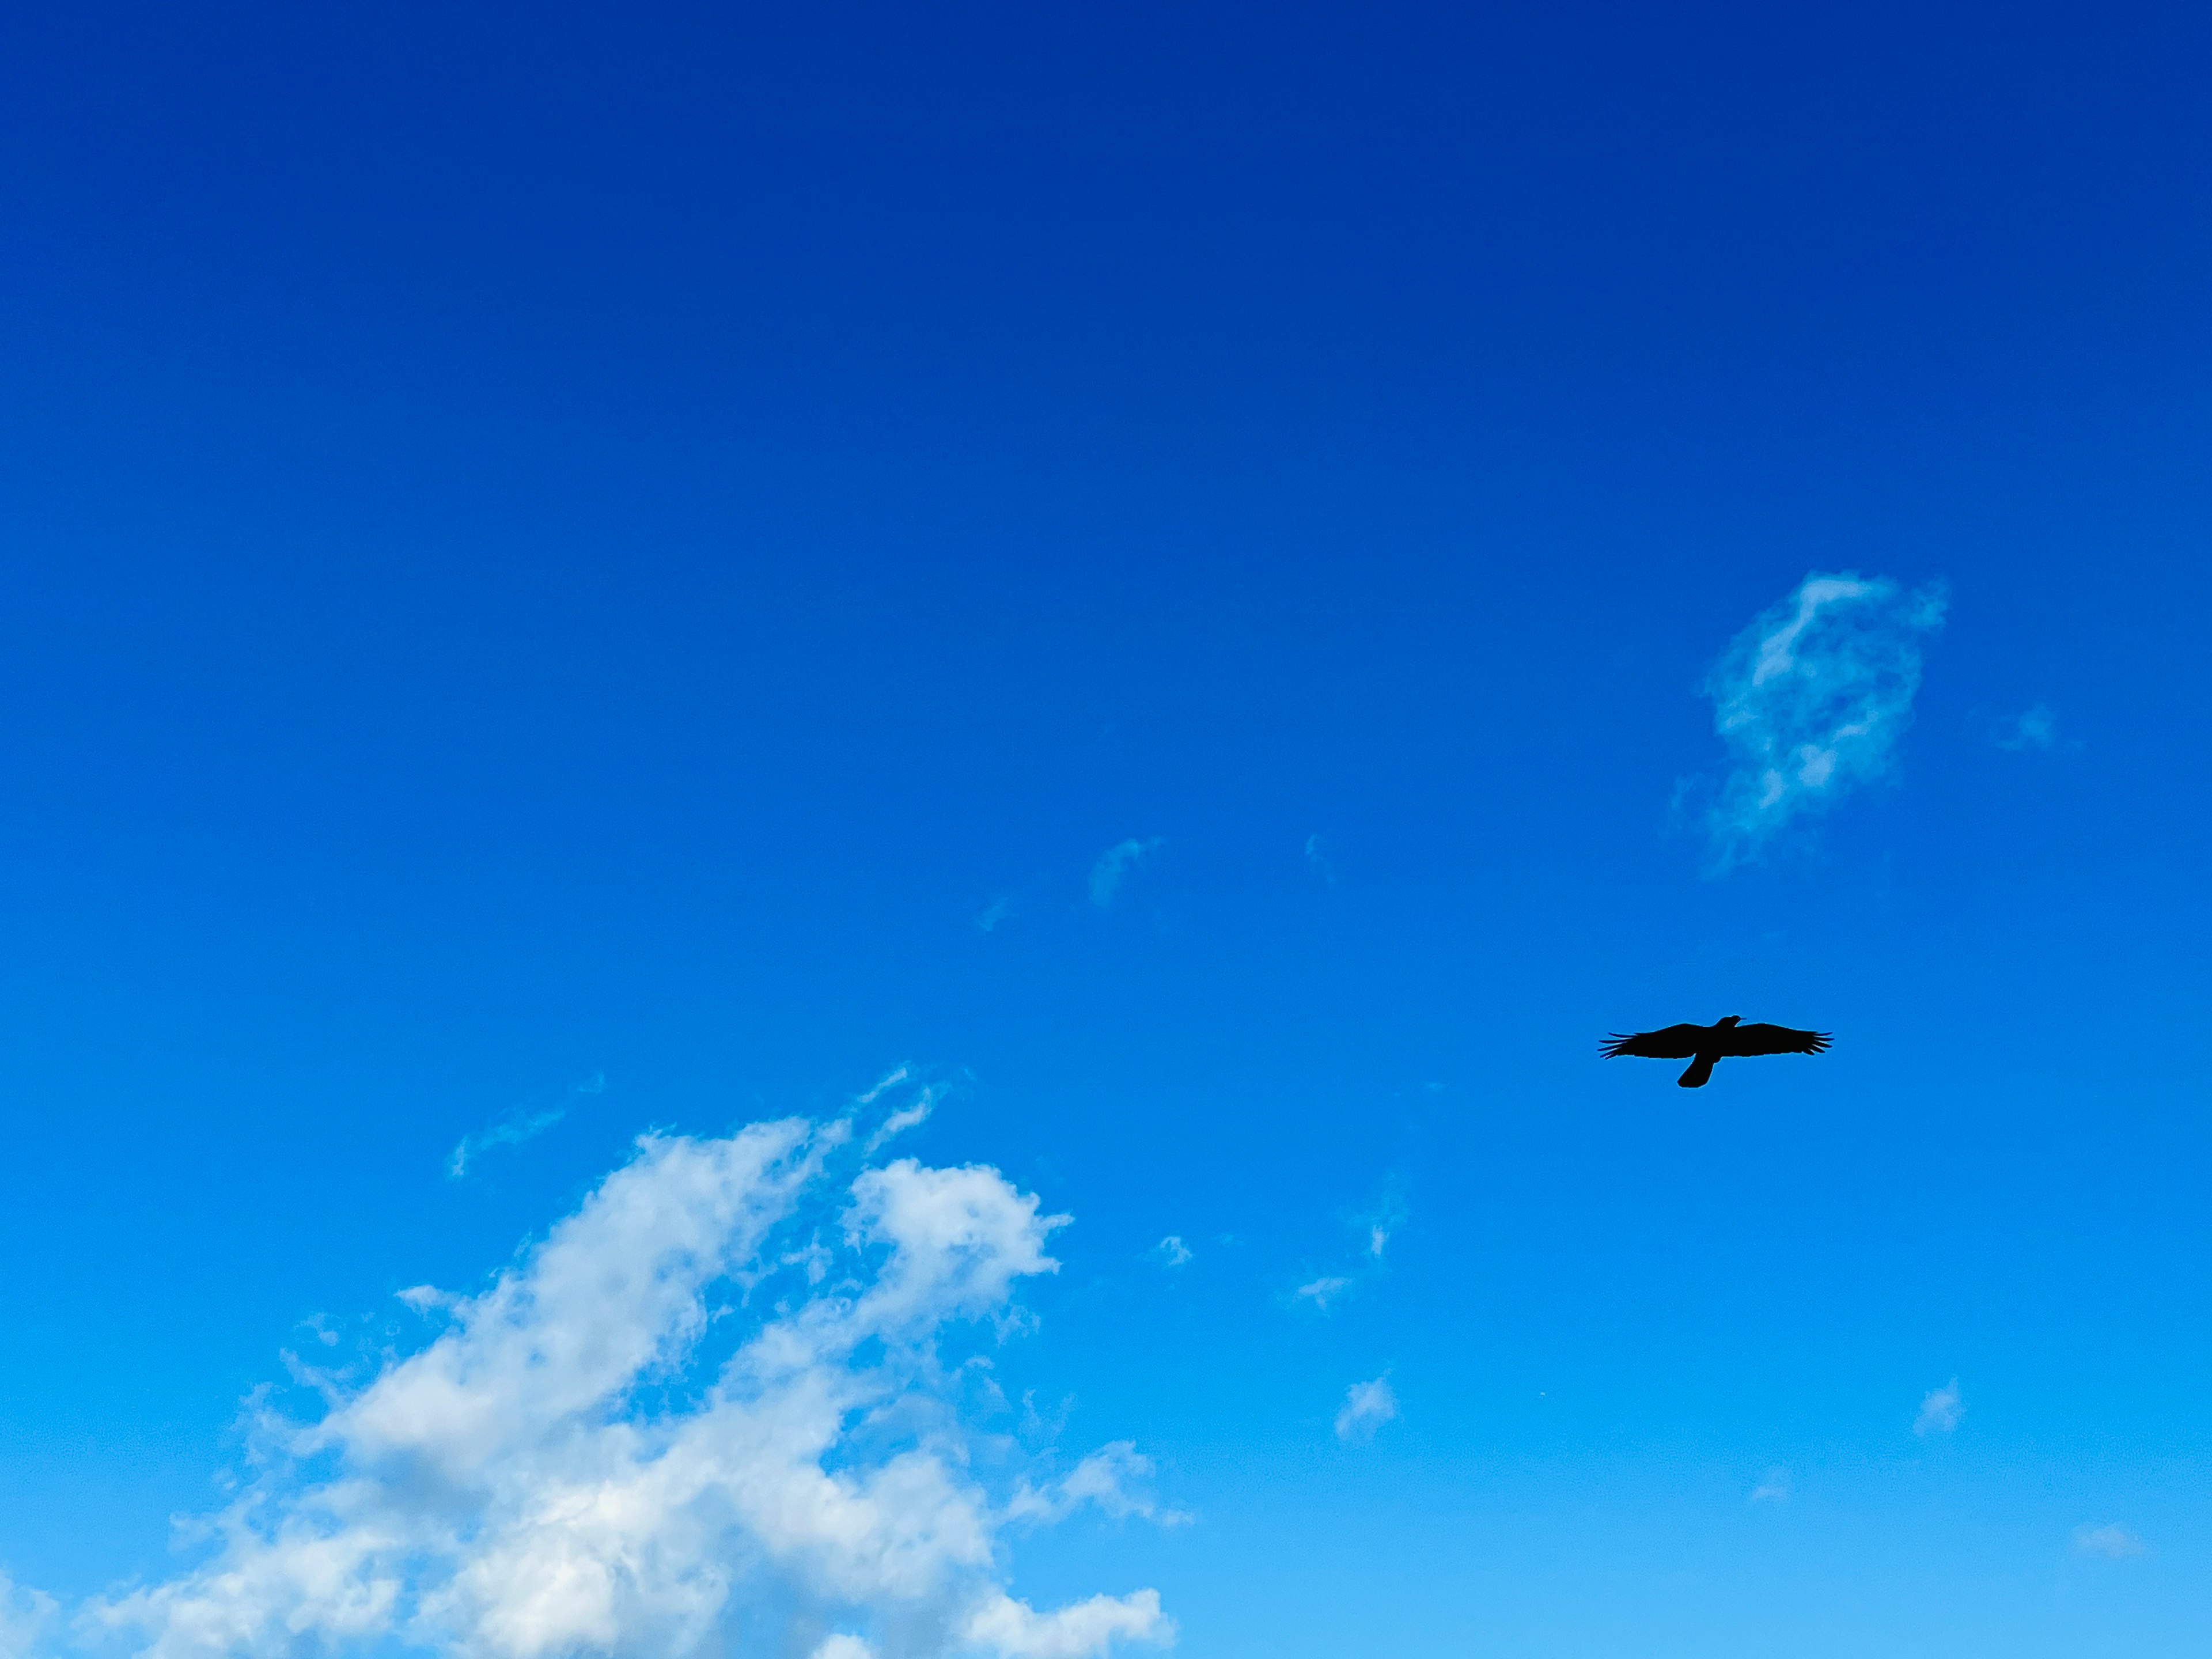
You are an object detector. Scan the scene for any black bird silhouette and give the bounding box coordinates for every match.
[1600,1016,1831,1088]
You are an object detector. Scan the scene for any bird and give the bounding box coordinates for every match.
[1600,1015,1831,1088]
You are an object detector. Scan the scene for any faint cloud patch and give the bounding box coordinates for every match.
[1748,1468,1791,1504]
[1150,1236,1192,1268]
[1915,1377,1963,1436]
[1089,838,1162,907]
[811,1637,874,1659]
[1304,834,1334,883]
[1359,1190,1407,1260]
[1696,571,1946,871]
[1994,703,2062,752]
[445,1071,605,1179]
[0,1570,56,1659]
[1009,1442,1192,1529]
[975,894,1016,933]
[2073,1523,2147,1559]
[1293,1275,1351,1312]
[1334,1376,1398,1442]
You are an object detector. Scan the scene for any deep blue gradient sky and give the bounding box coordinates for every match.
[2,4,2209,1656]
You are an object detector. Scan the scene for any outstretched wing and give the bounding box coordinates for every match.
[1600,1024,1705,1059]
[1723,1024,1831,1056]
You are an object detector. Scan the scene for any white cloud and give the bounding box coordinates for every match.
[0,1571,56,1659]
[2073,1523,2147,1559]
[79,1116,1169,1659]
[1292,1276,1351,1312]
[964,1590,1169,1658]
[1009,1443,1190,1530]
[1699,571,1946,870]
[855,1066,911,1105]
[1994,703,2059,752]
[863,1080,940,1153]
[446,1073,605,1179]
[1748,1468,1790,1503]
[1088,839,1162,908]
[1915,1377,1963,1436]
[1334,1376,1397,1443]
[1150,1236,1191,1268]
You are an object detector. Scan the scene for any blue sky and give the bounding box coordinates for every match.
[1,2,2209,1654]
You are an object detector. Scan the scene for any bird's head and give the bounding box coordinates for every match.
[1717,1014,1743,1026]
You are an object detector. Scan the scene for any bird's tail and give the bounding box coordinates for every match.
[1677,1054,1716,1088]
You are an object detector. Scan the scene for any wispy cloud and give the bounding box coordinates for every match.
[1359,1189,1407,1260]
[82,1113,1174,1659]
[1089,838,1162,907]
[445,1071,605,1179]
[1293,1275,1351,1311]
[1304,834,1334,883]
[855,1067,944,1153]
[1915,1377,1963,1435]
[2073,1523,2147,1559]
[1334,1375,1398,1442]
[1698,571,1946,870]
[975,894,1016,932]
[1009,1442,1192,1529]
[1994,703,2059,752]
[1150,1235,1192,1268]
[1748,1468,1791,1503]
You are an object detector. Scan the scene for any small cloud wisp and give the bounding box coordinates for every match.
[1915,1377,1964,1436]
[1994,703,2059,752]
[1089,839,1162,908]
[2073,1523,2147,1559]
[1334,1376,1397,1443]
[446,1070,607,1179]
[1699,571,1946,870]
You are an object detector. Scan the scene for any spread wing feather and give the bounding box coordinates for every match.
[1600,1024,1705,1059]
[1722,1024,1831,1056]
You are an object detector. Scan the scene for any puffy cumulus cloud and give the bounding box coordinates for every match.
[1914,1377,1963,1437]
[78,1114,1175,1659]
[1333,1377,1397,1443]
[1699,572,1946,870]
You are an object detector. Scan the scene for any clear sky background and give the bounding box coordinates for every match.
[1,3,2209,1656]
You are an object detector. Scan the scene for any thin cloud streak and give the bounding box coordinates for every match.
[445,1071,606,1179]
